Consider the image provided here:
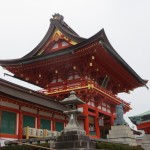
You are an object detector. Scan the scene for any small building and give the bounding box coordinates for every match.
[129,111,150,149]
[0,13,148,140]
[129,110,150,134]
[0,78,66,140]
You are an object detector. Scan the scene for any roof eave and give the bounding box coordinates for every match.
[99,29,148,88]
[0,29,104,66]
[21,18,86,59]
[0,78,65,111]
[0,29,148,88]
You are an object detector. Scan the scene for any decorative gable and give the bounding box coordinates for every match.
[37,29,77,55]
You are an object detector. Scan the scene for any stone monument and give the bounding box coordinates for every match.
[54,91,96,150]
[107,103,137,146]
[114,103,127,125]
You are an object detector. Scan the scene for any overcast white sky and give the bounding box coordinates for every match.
[0,0,150,128]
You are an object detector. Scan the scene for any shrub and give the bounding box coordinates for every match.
[96,142,144,150]
[1,142,50,150]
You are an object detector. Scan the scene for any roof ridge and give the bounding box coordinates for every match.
[21,13,85,59]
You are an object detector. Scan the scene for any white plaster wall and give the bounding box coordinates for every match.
[1,101,19,109]
[39,111,52,117]
[54,114,65,120]
[21,106,37,114]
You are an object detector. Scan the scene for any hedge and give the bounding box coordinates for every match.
[1,142,144,150]
[1,143,49,150]
[96,142,144,150]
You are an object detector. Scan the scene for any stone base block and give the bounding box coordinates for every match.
[55,140,95,149]
[55,131,96,149]
[56,134,90,142]
[107,125,137,146]
[142,134,150,150]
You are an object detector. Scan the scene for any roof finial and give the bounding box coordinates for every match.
[51,13,64,21]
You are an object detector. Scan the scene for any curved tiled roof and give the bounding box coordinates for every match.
[0,14,148,89]
[0,78,65,111]
[130,110,150,118]
[22,13,86,59]
[129,110,150,125]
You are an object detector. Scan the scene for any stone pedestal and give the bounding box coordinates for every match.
[55,131,95,150]
[107,125,137,146]
[142,134,150,150]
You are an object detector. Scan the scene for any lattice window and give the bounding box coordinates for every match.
[40,119,51,130]
[55,122,64,132]
[23,115,35,128]
[1,111,16,134]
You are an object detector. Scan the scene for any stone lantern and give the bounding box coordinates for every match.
[60,91,85,134]
[55,91,96,150]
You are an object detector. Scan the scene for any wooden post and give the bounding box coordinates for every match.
[65,116,67,127]
[83,103,89,135]
[111,109,115,126]
[37,109,40,129]
[95,107,100,138]
[26,126,29,139]
[18,105,23,139]
[51,113,55,131]
[0,110,2,136]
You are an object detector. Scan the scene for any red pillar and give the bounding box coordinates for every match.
[111,109,115,126]
[37,110,40,129]
[95,107,100,138]
[83,103,89,135]
[51,113,55,131]
[18,105,22,139]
